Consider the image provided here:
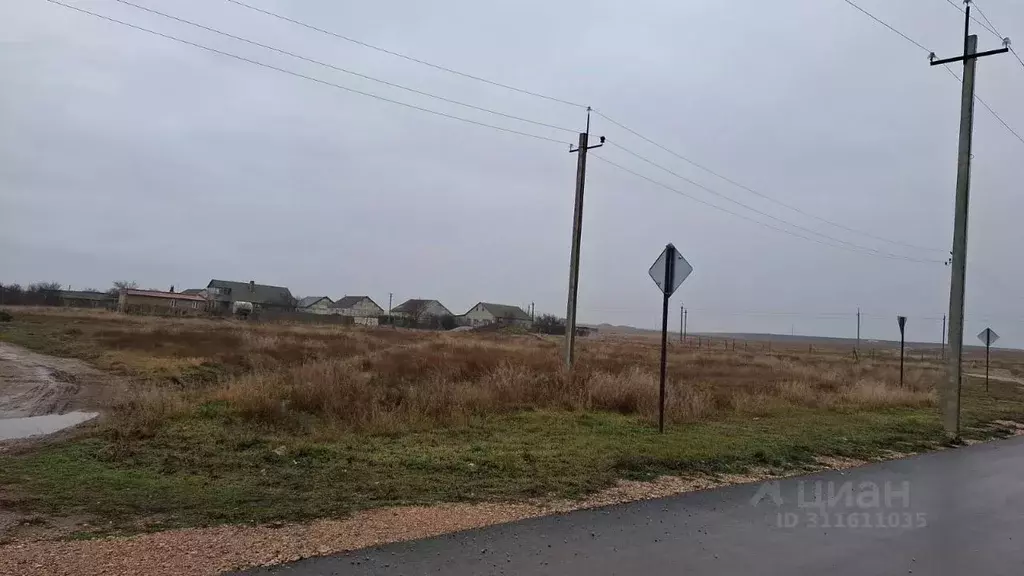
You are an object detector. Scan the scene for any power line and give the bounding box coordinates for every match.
[42,0,572,146]
[841,0,932,53]
[594,110,943,253]
[969,0,1024,72]
[605,140,938,259]
[590,153,944,264]
[840,0,1024,148]
[943,65,1024,145]
[221,0,588,109]
[839,0,934,56]
[224,0,966,251]
[969,1,1002,38]
[111,0,578,135]
[1013,48,1024,71]
[942,0,999,37]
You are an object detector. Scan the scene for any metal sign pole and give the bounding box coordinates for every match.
[648,242,692,434]
[986,333,991,393]
[977,328,999,394]
[898,316,907,389]
[658,244,675,434]
[900,336,905,389]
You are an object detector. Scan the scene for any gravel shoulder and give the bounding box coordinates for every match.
[0,456,872,576]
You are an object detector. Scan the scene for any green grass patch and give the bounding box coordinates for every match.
[0,405,983,535]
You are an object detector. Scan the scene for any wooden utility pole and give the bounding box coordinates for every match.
[930,3,1008,437]
[564,108,603,368]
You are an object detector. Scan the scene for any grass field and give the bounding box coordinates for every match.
[1,307,1023,537]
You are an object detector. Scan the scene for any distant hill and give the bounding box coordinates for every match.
[580,323,1018,352]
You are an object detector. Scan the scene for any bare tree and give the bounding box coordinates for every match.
[109,280,138,296]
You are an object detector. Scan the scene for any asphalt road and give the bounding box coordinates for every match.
[235,437,1024,575]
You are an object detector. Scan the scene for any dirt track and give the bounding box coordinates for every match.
[0,342,112,418]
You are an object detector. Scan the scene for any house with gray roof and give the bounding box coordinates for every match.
[296,296,333,314]
[206,279,295,313]
[391,299,454,329]
[461,302,532,328]
[328,295,383,326]
[391,299,452,321]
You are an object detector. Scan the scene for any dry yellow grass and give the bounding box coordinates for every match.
[2,307,940,434]
[7,306,1024,550]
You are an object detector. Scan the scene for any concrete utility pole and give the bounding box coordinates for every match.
[564,107,604,368]
[679,304,684,343]
[683,307,688,342]
[930,2,1009,437]
[388,292,393,327]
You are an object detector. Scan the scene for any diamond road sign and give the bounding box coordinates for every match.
[978,328,1000,346]
[648,244,692,296]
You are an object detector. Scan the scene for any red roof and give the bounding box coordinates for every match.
[123,289,206,302]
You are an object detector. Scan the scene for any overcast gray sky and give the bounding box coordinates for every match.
[3,0,1024,345]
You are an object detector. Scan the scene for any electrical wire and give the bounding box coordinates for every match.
[590,152,944,264]
[594,110,944,252]
[219,0,975,251]
[42,0,572,146]
[970,1,1002,38]
[841,0,933,53]
[605,140,937,259]
[943,66,1024,145]
[840,0,1024,148]
[942,0,999,37]
[111,0,578,135]
[970,0,1024,72]
[221,0,588,109]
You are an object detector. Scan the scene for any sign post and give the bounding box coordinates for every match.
[897,316,907,388]
[977,328,999,392]
[648,243,693,433]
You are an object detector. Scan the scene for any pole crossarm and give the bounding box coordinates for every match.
[930,47,1008,65]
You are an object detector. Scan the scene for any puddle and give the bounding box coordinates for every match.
[0,412,98,441]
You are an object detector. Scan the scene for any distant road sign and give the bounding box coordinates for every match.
[649,244,692,296]
[897,316,907,334]
[978,328,1000,346]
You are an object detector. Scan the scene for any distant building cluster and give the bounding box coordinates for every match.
[7,278,535,330]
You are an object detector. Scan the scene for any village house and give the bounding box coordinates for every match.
[461,302,532,328]
[328,295,383,326]
[296,296,334,314]
[118,288,206,315]
[390,299,452,321]
[206,279,295,313]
